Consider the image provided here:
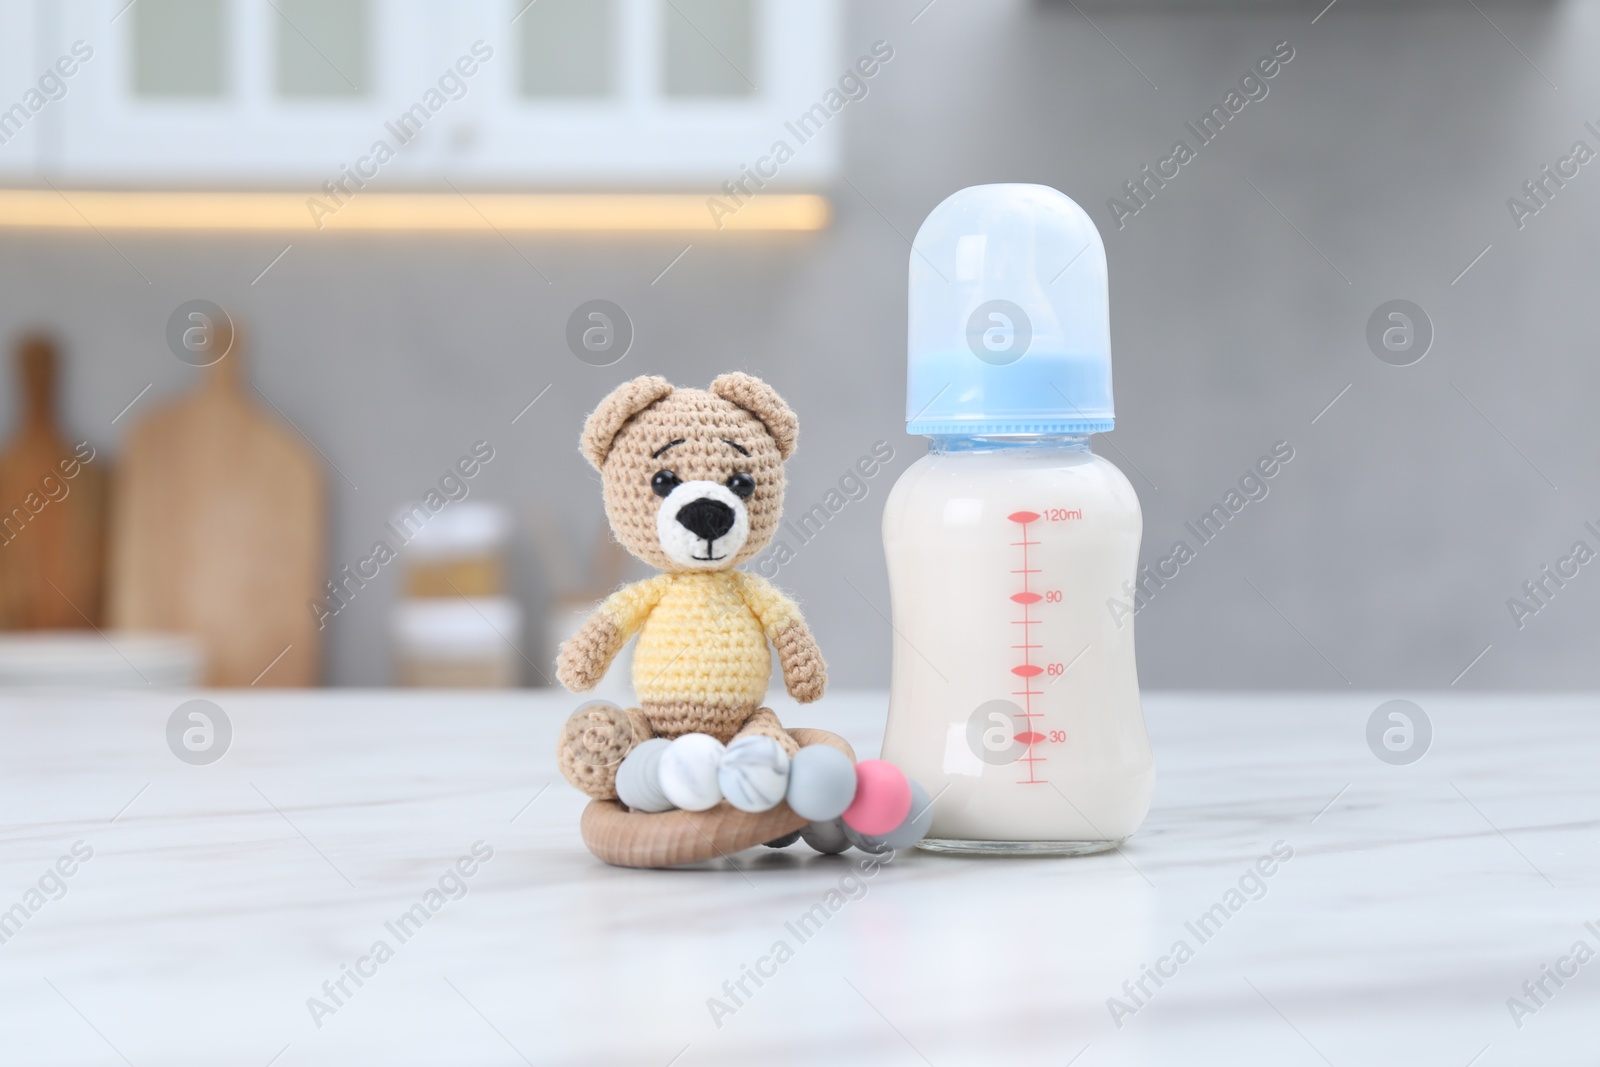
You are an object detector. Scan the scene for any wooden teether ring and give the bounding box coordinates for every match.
[580,728,856,868]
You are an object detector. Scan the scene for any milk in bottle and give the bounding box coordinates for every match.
[880,184,1153,855]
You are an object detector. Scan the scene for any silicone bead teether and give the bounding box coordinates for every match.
[800,818,851,855]
[840,759,911,836]
[878,779,935,849]
[657,734,726,812]
[718,735,790,814]
[614,737,674,813]
[786,743,857,822]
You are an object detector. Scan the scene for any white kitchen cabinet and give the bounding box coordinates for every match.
[7,0,839,187]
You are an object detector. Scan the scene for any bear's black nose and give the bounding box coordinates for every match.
[676,497,736,543]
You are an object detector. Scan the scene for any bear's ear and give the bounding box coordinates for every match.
[581,376,675,470]
[709,372,798,459]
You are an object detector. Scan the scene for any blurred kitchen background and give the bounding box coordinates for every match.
[0,0,1594,690]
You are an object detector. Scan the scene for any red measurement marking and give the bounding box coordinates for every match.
[1011,514,1046,784]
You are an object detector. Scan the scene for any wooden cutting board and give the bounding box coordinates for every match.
[0,336,108,630]
[109,321,325,686]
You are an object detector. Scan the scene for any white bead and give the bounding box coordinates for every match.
[657,734,726,812]
[786,744,857,822]
[718,736,790,813]
[615,738,673,813]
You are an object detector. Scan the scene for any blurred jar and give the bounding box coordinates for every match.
[402,502,509,598]
[391,502,522,688]
[392,598,522,688]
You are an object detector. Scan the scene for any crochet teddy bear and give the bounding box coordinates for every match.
[556,373,827,800]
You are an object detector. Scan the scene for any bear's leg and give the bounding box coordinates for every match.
[557,703,653,800]
[731,706,800,758]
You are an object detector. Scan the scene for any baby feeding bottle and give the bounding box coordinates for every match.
[880,184,1153,855]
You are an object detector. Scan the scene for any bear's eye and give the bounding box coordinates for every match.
[726,472,756,499]
[651,470,681,498]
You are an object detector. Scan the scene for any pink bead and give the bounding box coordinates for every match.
[840,760,912,836]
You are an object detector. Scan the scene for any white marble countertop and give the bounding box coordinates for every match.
[1,690,1596,1066]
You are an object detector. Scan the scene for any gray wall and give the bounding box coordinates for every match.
[3,0,1596,689]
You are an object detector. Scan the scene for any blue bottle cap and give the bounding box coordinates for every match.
[907,183,1114,436]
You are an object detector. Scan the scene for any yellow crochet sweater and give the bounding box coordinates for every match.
[596,570,799,707]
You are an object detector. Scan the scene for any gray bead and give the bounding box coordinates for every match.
[785,744,857,822]
[764,830,802,849]
[614,737,673,813]
[799,818,851,855]
[843,822,893,854]
[878,780,934,848]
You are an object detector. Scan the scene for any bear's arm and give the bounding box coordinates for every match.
[734,572,827,704]
[556,576,668,692]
